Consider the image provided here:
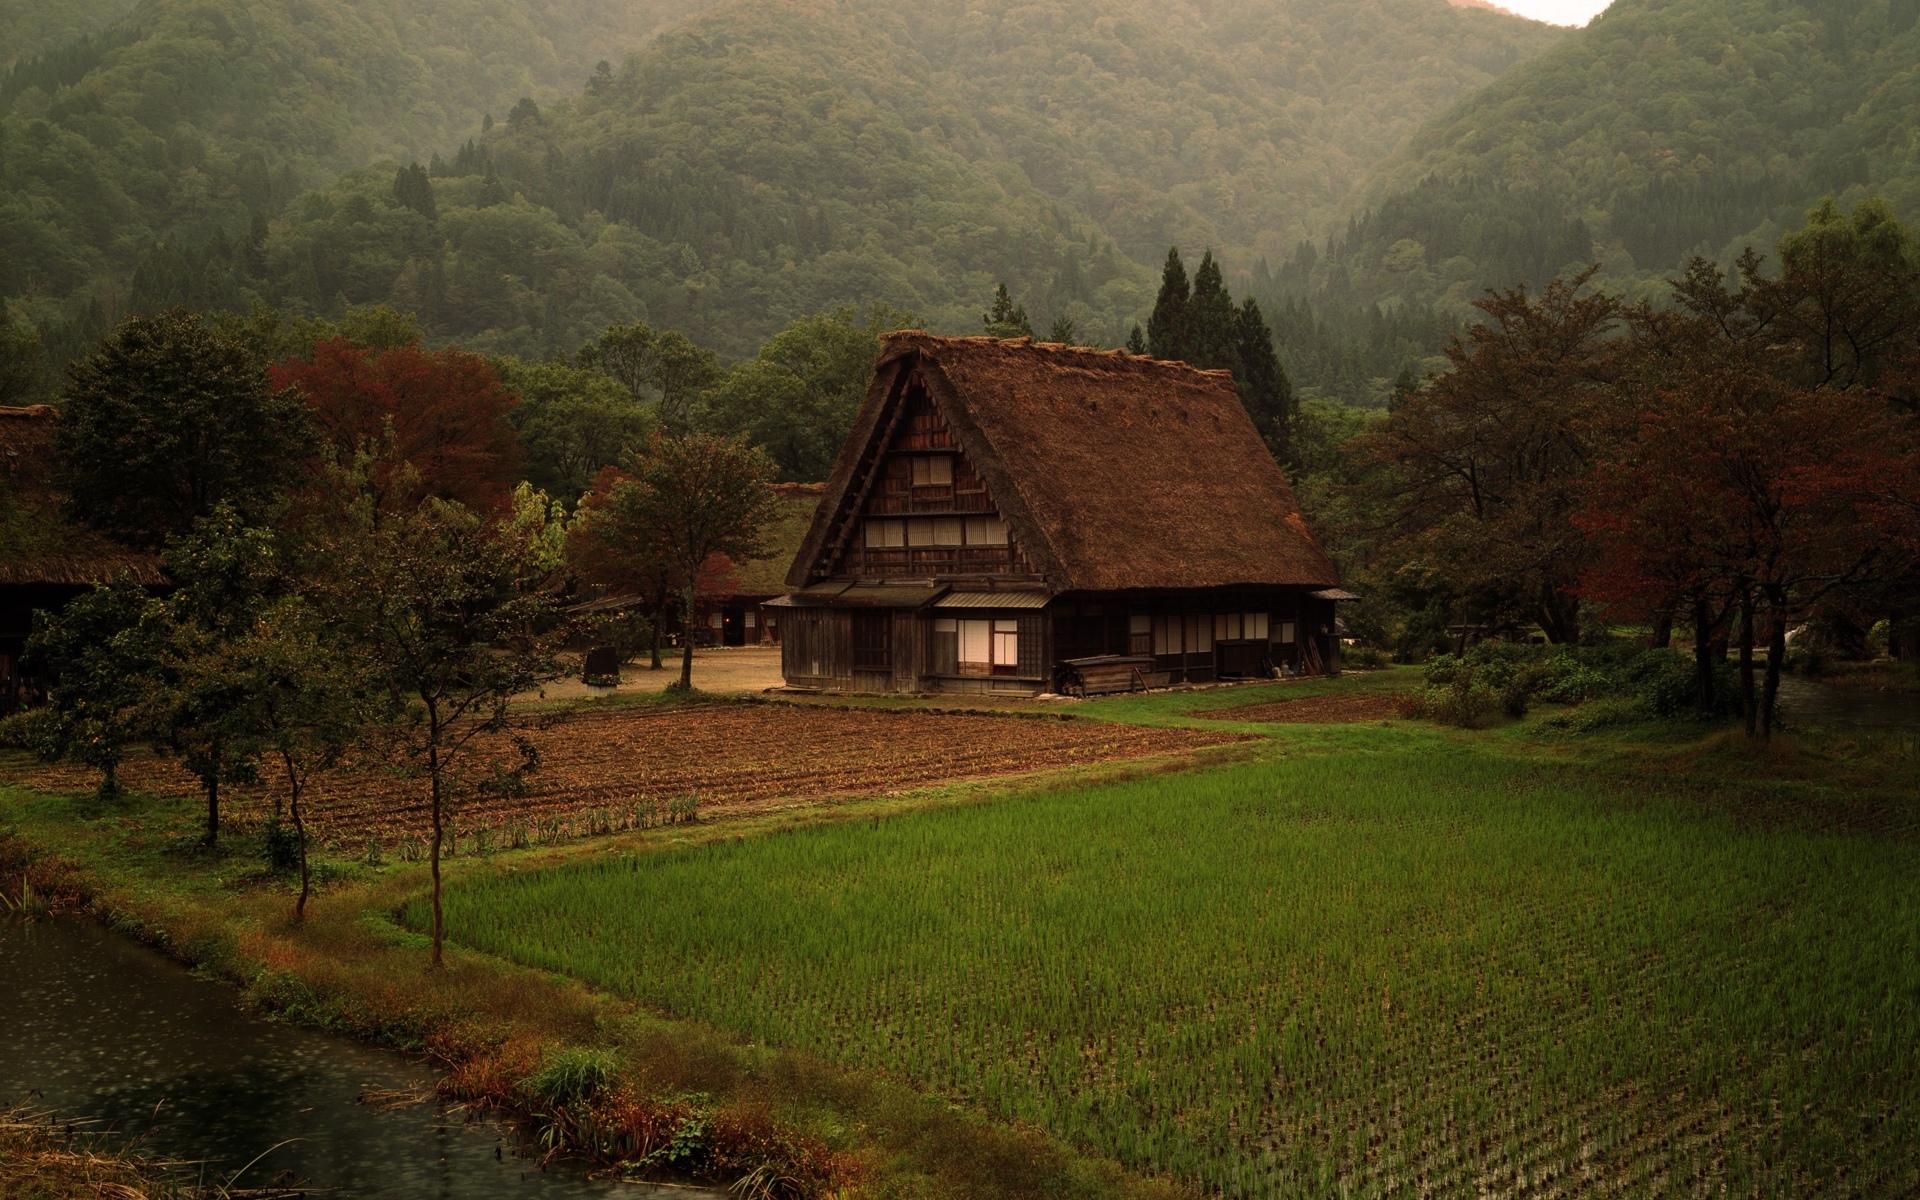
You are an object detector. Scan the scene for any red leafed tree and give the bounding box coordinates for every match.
[272,338,522,513]
[1579,367,1911,736]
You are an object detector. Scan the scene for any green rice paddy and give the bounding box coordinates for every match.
[434,731,1920,1197]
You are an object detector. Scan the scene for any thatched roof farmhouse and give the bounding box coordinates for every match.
[775,334,1348,695]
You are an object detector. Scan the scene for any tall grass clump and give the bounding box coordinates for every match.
[430,745,1920,1198]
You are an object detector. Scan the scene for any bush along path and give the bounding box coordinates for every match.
[0,766,1198,1200]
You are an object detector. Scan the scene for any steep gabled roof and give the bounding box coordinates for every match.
[789,333,1339,592]
[732,481,826,595]
[0,406,167,587]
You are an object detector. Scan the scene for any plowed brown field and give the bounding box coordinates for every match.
[6,703,1238,844]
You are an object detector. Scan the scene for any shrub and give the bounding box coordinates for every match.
[262,817,303,874]
[1406,661,1500,727]
[1414,642,1735,728]
[1342,645,1390,670]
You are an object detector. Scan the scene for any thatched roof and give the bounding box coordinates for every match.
[733,482,825,596]
[790,334,1339,593]
[0,406,167,587]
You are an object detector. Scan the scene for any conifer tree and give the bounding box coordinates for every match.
[1147,248,1190,361]
[982,284,1033,339]
[0,300,44,404]
[1235,297,1294,462]
[1126,323,1148,356]
[476,165,509,208]
[1186,251,1242,374]
[392,163,437,222]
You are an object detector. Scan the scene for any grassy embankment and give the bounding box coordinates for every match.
[6,670,1919,1197]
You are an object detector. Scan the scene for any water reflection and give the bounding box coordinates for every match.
[0,916,637,1198]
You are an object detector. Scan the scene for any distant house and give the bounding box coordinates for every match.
[698,481,826,646]
[0,406,166,714]
[773,333,1349,696]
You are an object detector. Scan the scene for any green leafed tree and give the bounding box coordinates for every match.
[602,433,779,691]
[56,310,313,548]
[142,507,291,846]
[310,466,569,968]
[238,596,385,920]
[576,321,722,436]
[5,581,167,799]
[495,357,654,506]
[699,305,912,482]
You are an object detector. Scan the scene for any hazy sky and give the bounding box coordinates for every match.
[1495,0,1612,24]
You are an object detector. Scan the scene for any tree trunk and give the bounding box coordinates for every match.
[678,586,697,691]
[1649,603,1675,649]
[427,711,444,970]
[286,752,310,924]
[1761,588,1788,742]
[1538,584,1581,645]
[1738,588,1757,738]
[1692,594,1718,717]
[649,609,664,671]
[204,774,220,847]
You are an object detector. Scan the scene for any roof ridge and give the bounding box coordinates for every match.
[879,330,1236,377]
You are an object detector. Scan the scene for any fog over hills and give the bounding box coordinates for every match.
[2,0,1560,359]
[15,0,1920,399]
[1287,0,1920,318]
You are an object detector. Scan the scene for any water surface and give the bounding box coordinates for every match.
[1773,674,1920,731]
[0,916,638,1197]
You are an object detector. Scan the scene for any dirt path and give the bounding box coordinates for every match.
[532,646,786,701]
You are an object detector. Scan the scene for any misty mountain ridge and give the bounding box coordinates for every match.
[10,0,1920,408]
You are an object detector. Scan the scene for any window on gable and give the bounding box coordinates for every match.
[912,456,954,487]
[964,516,1007,545]
[864,520,905,548]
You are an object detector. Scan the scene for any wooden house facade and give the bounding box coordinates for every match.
[773,334,1348,696]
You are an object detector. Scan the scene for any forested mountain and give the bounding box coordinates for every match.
[1282,0,1920,324]
[0,0,138,68]
[2,0,1561,366]
[0,0,715,352]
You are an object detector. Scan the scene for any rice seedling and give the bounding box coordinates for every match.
[436,742,1920,1198]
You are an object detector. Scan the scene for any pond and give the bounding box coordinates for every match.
[0,916,684,1198]
[1773,674,1920,731]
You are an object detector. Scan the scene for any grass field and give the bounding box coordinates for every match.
[429,718,1920,1197]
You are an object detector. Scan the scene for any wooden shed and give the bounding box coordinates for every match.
[772,334,1347,695]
